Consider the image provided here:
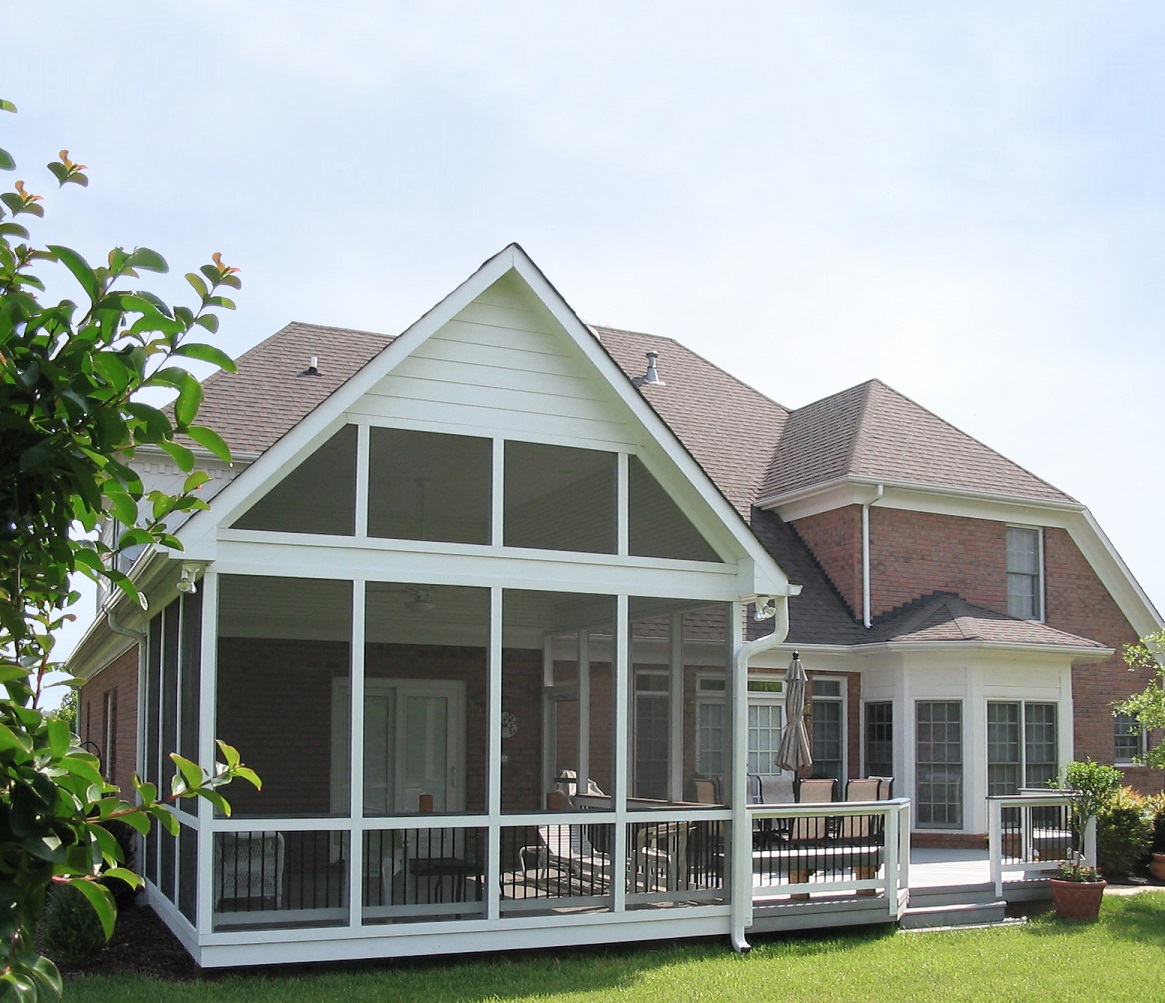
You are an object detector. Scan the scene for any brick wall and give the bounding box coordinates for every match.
[79,646,139,797]
[1044,527,1162,794]
[794,505,1162,795]
[790,506,862,616]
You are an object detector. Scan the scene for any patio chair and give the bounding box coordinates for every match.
[631,820,691,892]
[537,822,612,893]
[869,775,894,799]
[789,778,836,842]
[216,831,285,909]
[691,776,722,805]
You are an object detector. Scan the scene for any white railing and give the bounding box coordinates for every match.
[987,794,1096,897]
[747,798,911,922]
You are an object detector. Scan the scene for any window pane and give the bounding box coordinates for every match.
[233,426,357,535]
[811,701,842,782]
[504,443,615,553]
[1115,712,1143,762]
[864,702,893,778]
[1006,527,1041,619]
[916,702,962,828]
[1024,703,1057,788]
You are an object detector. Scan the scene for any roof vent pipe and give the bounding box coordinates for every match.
[299,356,321,377]
[643,349,671,384]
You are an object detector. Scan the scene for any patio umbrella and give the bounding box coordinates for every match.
[775,652,812,773]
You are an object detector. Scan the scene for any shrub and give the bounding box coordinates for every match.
[1145,792,1165,855]
[1096,787,1153,879]
[38,883,106,968]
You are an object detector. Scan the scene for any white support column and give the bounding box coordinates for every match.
[668,611,684,804]
[616,453,629,556]
[541,635,554,796]
[348,579,366,929]
[486,586,503,921]
[354,422,370,538]
[195,571,219,940]
[729,601,752,952]
[578,630,591,790]
[612,594,629,913]
[491,438,505,547]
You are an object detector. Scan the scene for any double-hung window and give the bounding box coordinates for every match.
[1114,712,1146,765]
[1006,526,1043,620]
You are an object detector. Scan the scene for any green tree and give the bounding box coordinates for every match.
[1116,630,1165,770]
[0,100,258,998]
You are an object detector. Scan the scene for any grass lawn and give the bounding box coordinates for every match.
[67,893,1165,1003]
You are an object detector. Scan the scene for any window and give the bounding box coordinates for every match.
[987,701,1058,795]
[102,688,118,782]
[633,673,670,800]
[916,701,962,828]
[864,702,893,778]
[1006,526,1043,620]
[695,676,784,788]
[810,679,844,782]
[1115,712,1146,765]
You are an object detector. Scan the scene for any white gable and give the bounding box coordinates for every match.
[350,272,635,448]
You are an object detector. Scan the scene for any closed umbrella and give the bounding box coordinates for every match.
[775,652,812,773]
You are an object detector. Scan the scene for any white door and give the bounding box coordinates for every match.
[334,679,466,815]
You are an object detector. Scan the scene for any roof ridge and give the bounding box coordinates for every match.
[847,378,881,475]
[861,378,1072,502]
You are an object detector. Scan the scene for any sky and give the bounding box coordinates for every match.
[6,2,1164,671]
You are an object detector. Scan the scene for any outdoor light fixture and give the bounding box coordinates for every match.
[175,563,200,595]
[404,589,437,614]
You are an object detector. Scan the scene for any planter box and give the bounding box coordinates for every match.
[1049,878,1106,921]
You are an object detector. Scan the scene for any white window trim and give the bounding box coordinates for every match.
[809,675,847,784]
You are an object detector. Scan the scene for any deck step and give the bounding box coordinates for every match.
[907,884,998,909]
[899,899,1007,930]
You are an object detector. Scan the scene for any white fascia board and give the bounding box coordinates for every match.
[509,252,792,599]
[763,476,1084,524]
[1074,508,1164,637]
[745,640,1111,669]
[176,246,522,555]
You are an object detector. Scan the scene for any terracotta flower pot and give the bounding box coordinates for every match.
[1049,878,1106,921]
[1150,853,1165,882]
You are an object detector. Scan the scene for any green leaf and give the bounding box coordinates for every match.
[173,373,203,428]
[0,148,15,171]
[125,247,168,273]
[184,272,208,299]
[171,344,235,375]
[124,401,172,444]
[183,470,210,492]
[169,753,203,792]
[103,486,138,527]
[0,99,15,112]
[194,313,219,334]
[46,717,69,758]
[158,438,195,473]
[102,867,143,890]
[30,955,63,998]
[69,880,116,940]
[184,424,231,463]
[46,244,101,305]
[216,739,241,768]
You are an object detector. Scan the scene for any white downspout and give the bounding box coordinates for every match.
[730,591,797,953]
[862,484,884,628]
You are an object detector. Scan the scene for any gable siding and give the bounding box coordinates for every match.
[351,285,636,448]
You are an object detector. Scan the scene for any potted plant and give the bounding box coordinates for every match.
[1049,862,1106,921]
[1053,760,1123,857]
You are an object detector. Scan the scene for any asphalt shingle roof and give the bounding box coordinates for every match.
[864,592,1105,648]
[188,313,1093,651]
[763,379,1073,504]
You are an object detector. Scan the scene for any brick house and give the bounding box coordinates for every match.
[68,244,1161,965]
